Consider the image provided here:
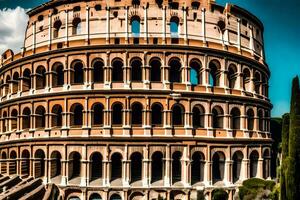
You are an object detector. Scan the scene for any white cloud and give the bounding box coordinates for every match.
[0,7,28,55]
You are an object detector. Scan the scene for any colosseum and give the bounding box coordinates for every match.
[0,0,272,199]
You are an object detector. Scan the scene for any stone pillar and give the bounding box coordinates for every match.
[249,25,254,55]
[201,8,207,46]
[85,6,90,44]
[80,146,88,186]
[257,158,263,178]
[162,6,166,44]
[32,22,36,52]
[164,146,171,186]
[144,6,148,42]
[242,159,249,180]
[205,161,212,185]
[225,160,233,184]
[125,6,129,43]
[143,147,150,186]
[237,19,241,52]
[61,158,67,186]
[48,14,52,50]
[65,10,69,47]
[106,7,110,44]
[183,7,188,44]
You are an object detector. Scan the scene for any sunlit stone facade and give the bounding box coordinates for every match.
[0,0,272,199]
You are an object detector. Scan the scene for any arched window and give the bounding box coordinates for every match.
[1,152,7,174]
[4,76,10,95]
[212,152,225,184]
[230,107,241,130]
[190,60,202,85]
[169,58,181,83]
[34,149,45,178]
[72,61,84,84]
[170,17,179,37]
[131,103,143,126]
[131,16,140,37]
[9,151,17,175]
[68,152,81,180]
[112,59,124,82]
[172,151,182,184]
[227,64,237,89]
[110,194,122,200]
[132,0,140,6]
[212,106,224,129]
[242,68,251,91]
[150,59,161,82]
[265,111,270,132]
[35,106,46,128]
[11,109,18,131]
[112,103,123,126]
[50,151,62,179]
[131,59,142,82]
[232,151,243,183]
[90,193,102,200]
[22,107,31,130]
[258,110,264,131]
[70,104,83,126]
[52,105,63,127]
[151,103,163,126]
[111,153,122,181]
[23,69,31,91]
[21,150,30,177]
[263,149,270,179]
[247,109,254,130]
[254,72,261,94]
[191,152,205,184]
[172,104,184,126]
[92,103,104,126]
[191,1,200,9]
[151,152,163,183]
[36,66,46,89]
[262,76,268,97]
[93,60,104,83]
[209,60,221,86]
[53,20,62,38]
[52,63,64,87]
[2,111,7,132]
[250,150,259,178]
[130,152,142,183]
[12,72,19,93]
[192,105,205,128]
[72,18,82,35]
[90,152,103,181]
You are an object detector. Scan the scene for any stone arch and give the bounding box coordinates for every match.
[52,104,63,127]
[110,152,123,182]
[247,108,255,130]
[232,151,243,183]
[190,59,202,85]
[254,71,261,94]
[92,103,104,126]
[112,58,124,82]
[21,149,30,177]
[172,103,185,126]
[34,149,45,178]
[9,150,17,175]
[22,68,31,91]
[52,62,64,87]
[130,58,143,82]
[110,194,122,200]
[263,149,270,179]
[68,151,82,180]
[151,102,163,126]
[10,109,18,130]
[172,151,182,184]
[89,193,102,200]
[191,151,205,184]
[192,104,205,128]
[209,59,221,86]
[230,107,241,130]
[50,151,62,179]
[151,151,164,183]
[129,192,144,200]
[112,102,123,126]
[22,107,31,130]
[35,105,46,128]
[227,64,237,89]
[130,152,143,183]
[90,152,103,181]
[12,71,19,93]
[70,103,84,126]
[169,57,182,83]
[149,58,161,82]
[92,58,104,83]
[36,65,46,89]
[212,151,225,184]
[2,111,7,132]
[72,17,82,35]
[242,68,251,91]
[212,106,224,129]
[1,152,7,174]
[71,60,84,84]
[249,150,259,178]
[53,20,62,38]
[131,102,143,126]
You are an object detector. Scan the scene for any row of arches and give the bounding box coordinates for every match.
[0,103,270,132]
[1,57,268,96]
[0,148,271,185]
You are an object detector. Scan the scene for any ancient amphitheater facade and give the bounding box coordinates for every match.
[0,0,272,199]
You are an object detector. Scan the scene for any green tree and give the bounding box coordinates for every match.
[280,113,289,200]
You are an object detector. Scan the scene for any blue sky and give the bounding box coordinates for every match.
[0,0,299,117]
